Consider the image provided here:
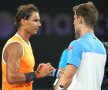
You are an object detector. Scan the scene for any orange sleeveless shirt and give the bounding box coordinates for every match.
[2,33,35,90]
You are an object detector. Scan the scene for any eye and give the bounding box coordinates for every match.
[34,19,40,22]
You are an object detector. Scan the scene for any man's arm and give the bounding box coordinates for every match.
[4,42,26,84]
[4,42,54,84]
[54,64,77,90]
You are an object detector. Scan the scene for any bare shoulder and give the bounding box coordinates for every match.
[5,42,22,53]
[4,42,23,62]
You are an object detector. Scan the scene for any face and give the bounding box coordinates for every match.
[73,15,81,39]
[25,12,41,35]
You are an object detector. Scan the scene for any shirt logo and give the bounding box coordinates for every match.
[67,46,73,50]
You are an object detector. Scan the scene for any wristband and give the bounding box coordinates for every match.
[52,69,62,78]
[56,69,62,78]
[24,72,36,82]
[52,69,58,77]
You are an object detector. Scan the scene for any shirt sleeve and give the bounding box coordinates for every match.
[58,49,67,68]
[67,40,83,68]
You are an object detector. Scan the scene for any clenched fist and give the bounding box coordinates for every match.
[35,63,54,78]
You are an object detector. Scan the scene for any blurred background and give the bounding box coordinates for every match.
[0,0,108,90]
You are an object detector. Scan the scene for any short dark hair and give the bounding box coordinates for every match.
[15,4,39,27]
[73,1,98,28]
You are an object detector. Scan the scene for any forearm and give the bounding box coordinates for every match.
[7,72,40,84]
[59,77,72,89]
[7,73,26,84]
[54,74,72,90]
[54,65,77,90]
[52,69,64,88]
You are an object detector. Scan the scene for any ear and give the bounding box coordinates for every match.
[79,16,84,24]
[20,18,26,26]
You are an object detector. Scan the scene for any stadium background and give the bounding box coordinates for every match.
[0,0,108,89]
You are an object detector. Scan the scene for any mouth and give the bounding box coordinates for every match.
[36,27,40,30]
[35,26,41,33]
[35,28,39,33]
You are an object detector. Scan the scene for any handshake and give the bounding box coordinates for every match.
[35,63,55,78]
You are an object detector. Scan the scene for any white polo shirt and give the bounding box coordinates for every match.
[67,33,106,90]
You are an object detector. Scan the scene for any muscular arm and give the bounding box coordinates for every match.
[54,64,77,90]
[4,42,26,84]
[4,42,54,84]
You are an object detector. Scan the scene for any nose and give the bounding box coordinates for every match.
[38,21,41,27]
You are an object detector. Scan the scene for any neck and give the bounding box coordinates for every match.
[80,26,94,37]
[17,29,31,43]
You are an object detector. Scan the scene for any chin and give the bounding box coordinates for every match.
[33,32,37,35]
[34,32,37,35]
[30,32,37,36]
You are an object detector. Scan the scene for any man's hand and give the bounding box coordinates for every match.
[36,63,54,78]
